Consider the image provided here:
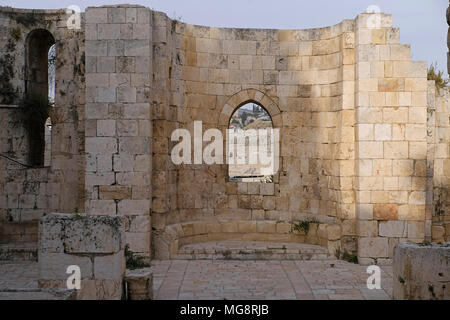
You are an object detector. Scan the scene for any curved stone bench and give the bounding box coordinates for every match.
[153,220,342,259]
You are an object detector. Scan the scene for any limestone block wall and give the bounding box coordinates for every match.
[84,5,152,257]
[0,5,443,263]
[151,12,360,258]
[354,13,429,264]
[0,8,85,234]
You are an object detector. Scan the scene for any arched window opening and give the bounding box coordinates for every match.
[24,29,55,167]
[228,102,275,183]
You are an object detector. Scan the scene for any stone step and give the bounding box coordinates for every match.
[173,240,332,261]
[0,243,38,261]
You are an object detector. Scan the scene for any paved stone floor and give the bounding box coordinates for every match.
[151,260,393,300]
[0,261,38,291]
[0,260,393,300]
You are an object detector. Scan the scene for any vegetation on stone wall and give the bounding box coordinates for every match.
[0,38,18,104]
[125,244,150,270]
[434,190,446,216]
[335,247,358,264]
[290,219,318,234]
[428,63,449,89]
[13,12,38,28]
[15,93,52,129]
[10,28,22,41]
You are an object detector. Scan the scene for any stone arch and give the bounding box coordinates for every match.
[25,29,55,97]
[218,89,282,128]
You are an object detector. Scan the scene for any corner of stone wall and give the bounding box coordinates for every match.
[354,11,428,264]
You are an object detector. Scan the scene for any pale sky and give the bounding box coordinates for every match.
[3,0,449,76]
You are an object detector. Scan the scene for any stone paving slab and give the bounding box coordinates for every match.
[0,260,393,300]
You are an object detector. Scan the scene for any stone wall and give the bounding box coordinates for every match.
[84,5,152,257]
[152,11,434,262]
[0,8,85,243]
[354,14,429,264]
[0,5,448,264]
[151,13,359,259]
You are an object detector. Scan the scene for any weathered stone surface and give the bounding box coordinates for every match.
[124,268,153,300]
[393,243,450,300]
[40,213,124,254]
[39,253,93,280]
[358,237,389,260]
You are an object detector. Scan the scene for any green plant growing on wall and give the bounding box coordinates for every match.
[427,63,449,89]
[125,244,151,270]
[11,28,22,40]
[334,248,358,264]
[290,219,318,234]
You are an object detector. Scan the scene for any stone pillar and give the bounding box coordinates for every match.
[38,213,125,300]
[84,5,152,257]
[355,13,428,264]
[124,269,153,300]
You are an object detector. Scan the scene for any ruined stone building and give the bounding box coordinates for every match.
[0,4,449,267]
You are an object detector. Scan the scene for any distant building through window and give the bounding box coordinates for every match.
[228,102,274,183]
